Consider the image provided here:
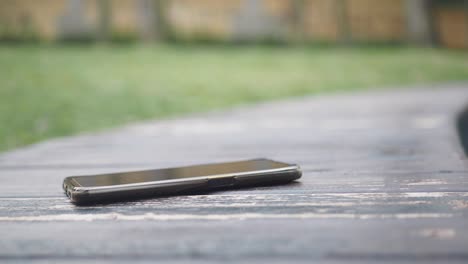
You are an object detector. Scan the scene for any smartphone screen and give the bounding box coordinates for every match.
[72,159,294,187]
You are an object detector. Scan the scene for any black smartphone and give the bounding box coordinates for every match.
[63,158,301,205]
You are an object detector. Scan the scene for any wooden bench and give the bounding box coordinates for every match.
[1,84,468,262]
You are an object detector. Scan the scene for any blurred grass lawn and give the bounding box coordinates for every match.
[1,44,468,152]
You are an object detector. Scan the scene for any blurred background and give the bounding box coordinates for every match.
[1,0,468,152]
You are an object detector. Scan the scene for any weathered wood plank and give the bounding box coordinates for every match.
[1,168,468,197]
[1,219,468,261]
[0,192,467,219]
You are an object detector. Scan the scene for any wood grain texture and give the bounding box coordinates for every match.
[1,84,468,262]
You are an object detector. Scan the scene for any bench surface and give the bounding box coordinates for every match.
[1,84,468,263]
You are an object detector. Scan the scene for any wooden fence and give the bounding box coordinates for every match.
[0,0,466,48]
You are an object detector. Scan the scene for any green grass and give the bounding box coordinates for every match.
[1,44,468,152]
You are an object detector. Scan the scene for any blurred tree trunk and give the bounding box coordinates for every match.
[405,0,432,45]
[136,0,168,41]
[137,0,155,41]
[290,0,305,42]
[465,0,468,48]
[336,0,350,44]
[59,0,91,41]
[97,0,111,41]
[154,0,169,41]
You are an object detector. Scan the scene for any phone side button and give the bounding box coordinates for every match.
[207,177,237,188]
